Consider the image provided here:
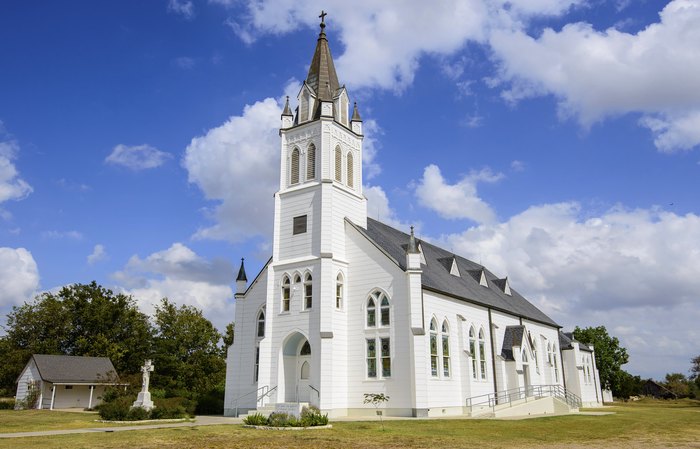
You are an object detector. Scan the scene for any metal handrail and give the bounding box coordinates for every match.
[309,385,320,407]
[466,384,581,414]
[232,385,274,417]
[258,385,277,405]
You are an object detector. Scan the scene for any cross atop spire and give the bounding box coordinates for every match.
[319,10,327,25]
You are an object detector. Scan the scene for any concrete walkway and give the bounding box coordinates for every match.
[0,415,243,439]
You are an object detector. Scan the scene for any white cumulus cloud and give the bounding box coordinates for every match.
[415,164,502,224]
[106,144,172,171]
[112,243,235,329]
[0,247,40,308]
[87,244,107,265]
[0,127,33,204]
[489,0,700,151]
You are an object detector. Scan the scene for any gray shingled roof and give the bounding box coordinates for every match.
[359,218,560,327]
[31,354,120,384]
[559,332,593,352]
[501,325,526,361]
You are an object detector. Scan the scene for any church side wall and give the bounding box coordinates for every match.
[521,319,564,388]
[422,291,494,415]
[224,269,268,416]
[490,311,522,391]
[344,226,412,416]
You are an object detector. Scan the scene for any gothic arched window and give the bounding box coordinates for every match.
[430,319,439,377]
[441,320,451,377]
[281,276,290,312]
[335,273,343,309]
[469,326,477,379]
[290,148,300,185]
[306,144,316,180]
[366,297,376,327]
[346,152,354,188]
[334,146,342,182]
[478,327,487,380]
[257,308,265,338]
[304,273,313,310]
[365,290,392,379]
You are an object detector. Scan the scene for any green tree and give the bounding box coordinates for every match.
[0,282,152,394]
[664,373,690,398]
[615,371,642,399]
[573,325,629,396]
[151,298,226,399]
[223,322,235,348]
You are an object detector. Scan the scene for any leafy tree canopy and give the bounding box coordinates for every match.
[573,325,629,395]
[0,282,152,394]
[151,298,225,398]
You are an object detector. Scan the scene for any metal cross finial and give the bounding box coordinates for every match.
[319,10,327,23]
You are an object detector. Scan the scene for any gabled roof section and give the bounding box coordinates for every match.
[31,355,119,384]
[468,269,489,287]
[305,20,340,102]
[501,325,525,361]
[361,217,559,327]
[236,258,248,282]
[493,278,512,296]
[559,331,593,352]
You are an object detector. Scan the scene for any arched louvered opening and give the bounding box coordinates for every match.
[346,152,354,188]
[306,144,316,180]
[290,148,300,185]
[334,146,342,182]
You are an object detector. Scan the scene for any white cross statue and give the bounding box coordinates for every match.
[140,359,154,393]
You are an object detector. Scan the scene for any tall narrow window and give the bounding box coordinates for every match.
[257,309,265,337]
[290,148,300,185]
[306,144,316,180]
[366,297,376,327]
[346,152,354,188]
[304,273,313,309]
[335,273,343,309]
[478,328,487,380]
[281,276,290,312]
[442,321,450,377]
[553,346,559,382]
[300,341,311,355]
[430,319,438,377]
[334,146,342,182]
[381,338,391,377]
[254,346,260,381]
[380,296,390,326]
[366,339,377,378]
[469,327,477,379]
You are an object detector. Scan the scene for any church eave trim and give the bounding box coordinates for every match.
[237,256,273,297]
[420,284,561,329]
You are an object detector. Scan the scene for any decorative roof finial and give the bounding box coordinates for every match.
[407,225,419,254]
[351,102,362,122]
[319,10,327,36]
[282,96,293,116]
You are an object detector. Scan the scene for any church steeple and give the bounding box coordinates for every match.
[305,11,340,101]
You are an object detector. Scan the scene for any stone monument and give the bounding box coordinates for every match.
[132,359,155,410]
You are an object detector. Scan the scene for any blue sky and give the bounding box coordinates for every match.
[1,0,699,381]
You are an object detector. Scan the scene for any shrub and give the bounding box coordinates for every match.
[98,396,132,421]
[267,412,292,427]
[151,397,192,419]
[0,400,15,410]
[300,406,329,427]
[243,412,268,426]
[126,406,149,421]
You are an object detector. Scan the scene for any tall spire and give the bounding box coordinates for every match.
[305,11,340,101]
[407,226,419,254]
[236,258,247,282]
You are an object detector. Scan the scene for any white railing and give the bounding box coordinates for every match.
[466,384,581,414]
[231,384,277,417]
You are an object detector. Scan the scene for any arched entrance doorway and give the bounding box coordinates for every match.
[281,332,312,403]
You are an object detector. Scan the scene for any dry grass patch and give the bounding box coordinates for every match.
[0,399,698,449]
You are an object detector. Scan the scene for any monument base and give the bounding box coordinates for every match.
[132,391,155,410]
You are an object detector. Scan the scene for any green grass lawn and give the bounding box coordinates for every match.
[0,399,698,449]
[0,409,187,433]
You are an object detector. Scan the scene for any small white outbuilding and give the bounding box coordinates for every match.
[15,354,122,410]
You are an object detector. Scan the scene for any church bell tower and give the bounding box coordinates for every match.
[272,13,366,264]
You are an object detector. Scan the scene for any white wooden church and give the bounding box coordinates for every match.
[224,16,604,418]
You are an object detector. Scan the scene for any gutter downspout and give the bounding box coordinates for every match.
[88,385,95,409]
[591,351,600,404]
[488,309,498,401]
[559,340,567,391]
